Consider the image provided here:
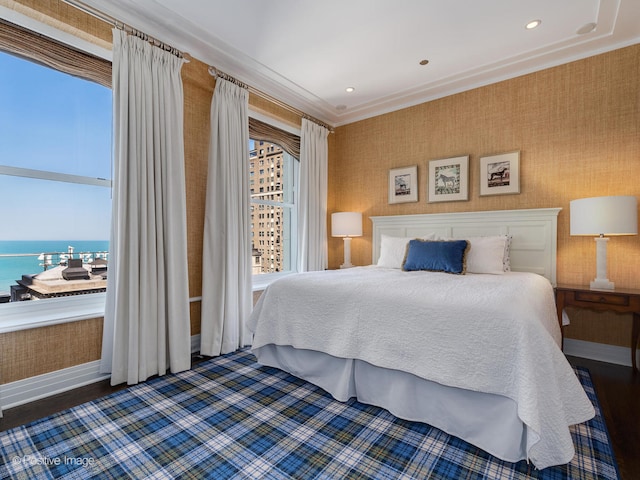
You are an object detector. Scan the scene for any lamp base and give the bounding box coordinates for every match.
[591,236,614,290]
[340,237,354,269]
[590,279,615,291]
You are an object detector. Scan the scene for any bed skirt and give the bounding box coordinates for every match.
[253,344,530,464]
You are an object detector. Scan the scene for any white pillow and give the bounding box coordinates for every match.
[462,235,510,274]
[503,235,513,272]
[377,233,436,268]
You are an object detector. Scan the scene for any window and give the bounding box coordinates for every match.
[249,137,297,277]
[0,29,112,305]
[247,115,301,282]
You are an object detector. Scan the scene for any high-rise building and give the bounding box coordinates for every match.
[250,141,284,274]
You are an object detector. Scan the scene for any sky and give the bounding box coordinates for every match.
[0,51,112,240]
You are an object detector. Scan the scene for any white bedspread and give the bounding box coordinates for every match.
[247,267,595,469]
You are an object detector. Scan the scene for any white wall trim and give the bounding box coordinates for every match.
[0,360,110,411]
[564,338,638,368]
[0,294,107,334]
[191,333,201,354]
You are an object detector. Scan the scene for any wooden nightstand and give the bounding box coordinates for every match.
[555,284,640,372]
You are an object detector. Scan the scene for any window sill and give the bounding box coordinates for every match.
[0,293,106,334]
[0,272,294,335]
[252,271,295,291]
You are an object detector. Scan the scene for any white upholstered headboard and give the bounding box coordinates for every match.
[370,208,561,285]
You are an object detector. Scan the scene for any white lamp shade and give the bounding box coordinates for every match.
[570,195,638,236]
[331,212,363,237]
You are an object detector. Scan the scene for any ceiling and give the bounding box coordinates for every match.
[78,0,640,127]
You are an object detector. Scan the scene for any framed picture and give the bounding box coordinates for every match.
[388,165,418,204]
[427,155,469,203]
[479,151,520,196]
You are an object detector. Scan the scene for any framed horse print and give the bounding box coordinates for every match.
[388,165,419,204]
[427,155,469,203]
[479,151,520,196]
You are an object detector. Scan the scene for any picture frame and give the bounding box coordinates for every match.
[388,165,418,204]
[479,151,520,196]
[427,155,469,203]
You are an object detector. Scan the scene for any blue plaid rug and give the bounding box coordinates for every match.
[0,349,618,479]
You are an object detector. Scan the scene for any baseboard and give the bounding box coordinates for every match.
[564,338,637,367]
[1,360,110,411]
[191,333,201,354]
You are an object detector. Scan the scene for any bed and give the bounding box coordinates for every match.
[247,208,595,470]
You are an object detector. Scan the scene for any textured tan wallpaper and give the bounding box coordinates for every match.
[182,58,213,308]
[329,45,640,347]
[0,318,103,384]
[2,0,111,47]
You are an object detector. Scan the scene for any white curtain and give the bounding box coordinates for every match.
[101,29,191,385]
[200,78,252,356]
[297,118,329,272]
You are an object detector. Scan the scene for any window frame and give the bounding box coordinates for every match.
[0,166,112,188]
[0,9,113,333]
[248,110,301,290]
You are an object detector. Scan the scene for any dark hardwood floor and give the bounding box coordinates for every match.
[565,356,640,480]
[1,355,638,479]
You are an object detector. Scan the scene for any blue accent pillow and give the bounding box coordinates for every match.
[402,239,469,274]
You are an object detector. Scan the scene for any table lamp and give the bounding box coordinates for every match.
[570,195,638,290]
[331,212,362,269]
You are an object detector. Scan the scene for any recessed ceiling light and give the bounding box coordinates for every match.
[576,22,597,35]
[525,19,542,30]
[345,87,355,93]
[419,59,429,66]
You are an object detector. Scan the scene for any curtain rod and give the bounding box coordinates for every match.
[208,66,334,133]
[61,0,189,60]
